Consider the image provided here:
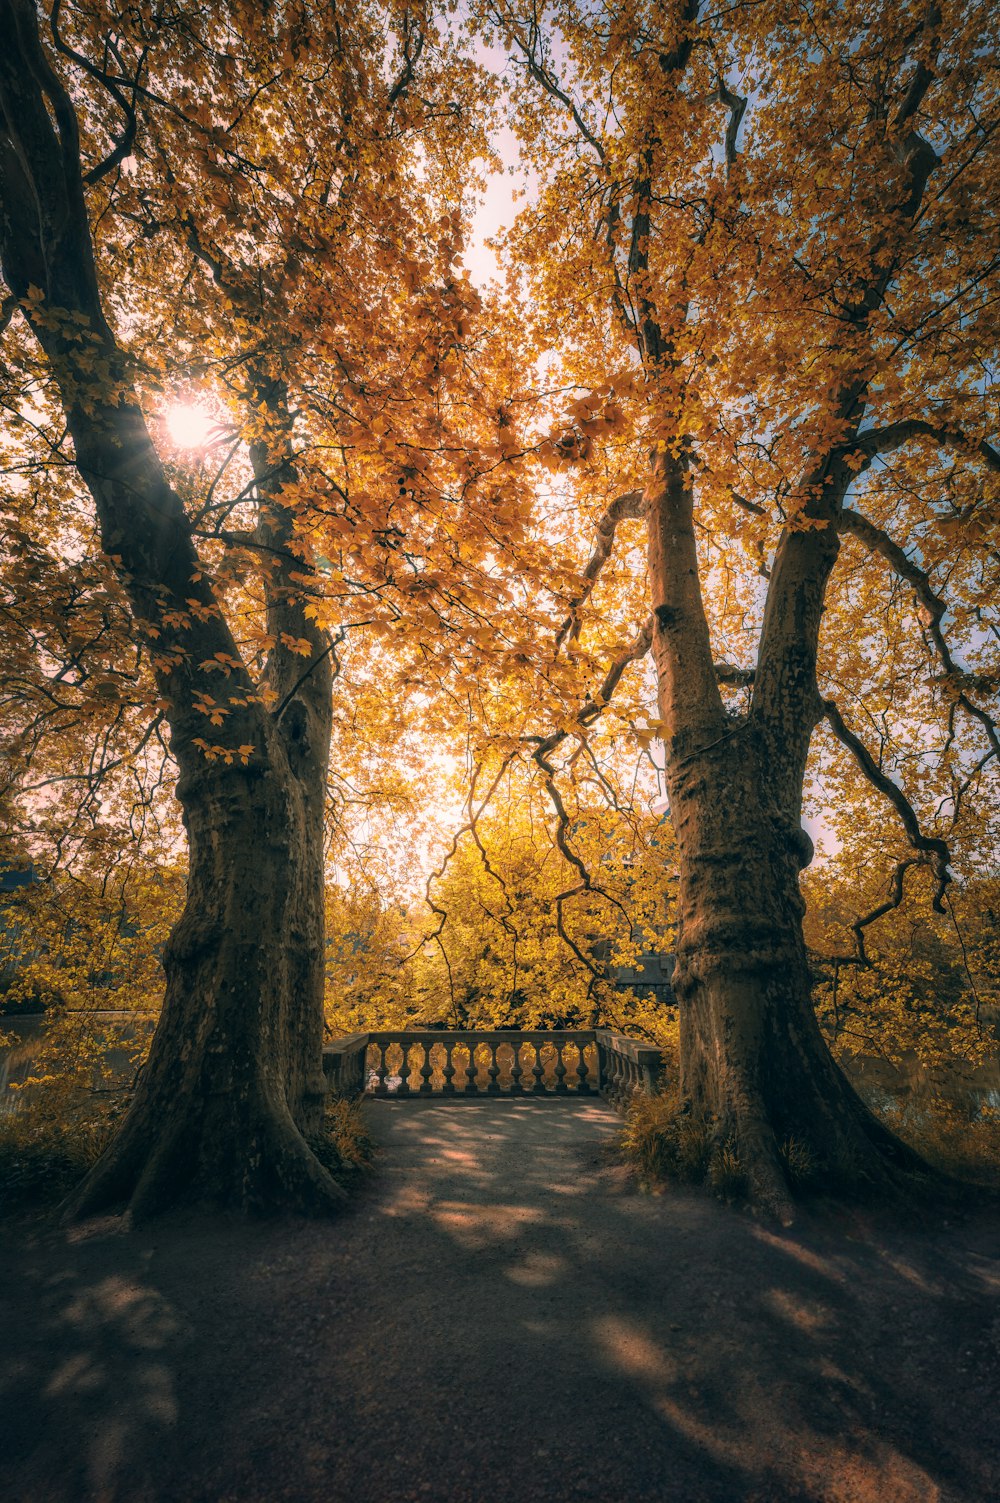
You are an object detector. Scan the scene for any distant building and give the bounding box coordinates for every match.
[612,946,675,1005]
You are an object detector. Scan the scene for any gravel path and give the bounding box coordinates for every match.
[1,1097,998,1502]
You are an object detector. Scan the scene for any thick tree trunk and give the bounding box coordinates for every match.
[646,448,929,1219]
[63,718,344,1223]
[667,729,925,1222]
[0,4,343,1220]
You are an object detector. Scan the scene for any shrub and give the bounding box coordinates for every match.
[307,1095,377,1182]
[873,1094,1000,1189]
[0,1091,378,1214]
[0,1101,120,1210]
[619,1088,711,1186]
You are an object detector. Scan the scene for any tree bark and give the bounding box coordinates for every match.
[647,448,927,1220]
[0,0,342,1219]
[68,737,343,1221]
[667,727,924,1222]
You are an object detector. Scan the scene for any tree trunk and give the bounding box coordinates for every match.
[667,727,925,1222]
[62,695,345,1223]
[646,448,928,1219]
[0,3,343,1220]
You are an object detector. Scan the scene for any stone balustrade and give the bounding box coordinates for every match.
[595,1029,663,1106]
[321,1031,368,1097]
[322,1027,662,1107]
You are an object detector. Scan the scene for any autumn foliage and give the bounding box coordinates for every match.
[0,0,997,1217]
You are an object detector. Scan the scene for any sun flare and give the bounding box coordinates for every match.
[165,401,218,451]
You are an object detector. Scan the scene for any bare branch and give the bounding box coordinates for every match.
[823,698,951,915]
[556,490,646,649]
[847,418,1000,474]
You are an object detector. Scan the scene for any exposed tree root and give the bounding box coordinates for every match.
[61,1097,348,1226]
[707,1080,948,1227]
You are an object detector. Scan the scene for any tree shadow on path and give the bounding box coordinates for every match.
[1,1098,998,1502]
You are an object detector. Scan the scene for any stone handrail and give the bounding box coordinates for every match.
[323,1028,663,1105]
[595,1029,663,1105]
[321,1032,368,1096]
[367,1030,597,1097]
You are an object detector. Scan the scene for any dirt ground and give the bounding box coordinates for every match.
[1,1097,998,1503]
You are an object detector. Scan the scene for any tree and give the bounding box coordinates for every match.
[3,0,997,1226]
[0,0,489,1217]
[479,0,999,1215]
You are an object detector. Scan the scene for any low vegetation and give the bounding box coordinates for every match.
[0,1098,122,1210]
[620,1085,1000,1203]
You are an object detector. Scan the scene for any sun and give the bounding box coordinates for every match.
[164,400,219,451]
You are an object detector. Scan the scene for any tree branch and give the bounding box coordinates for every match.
[823,698,951,917]
[714,661,755,687]
[498,7,605,162]
[838,506,1000,760]
[556,490,646,649]
[649,453,727,754]
[716,81,747,175]
[847,418,1000,474]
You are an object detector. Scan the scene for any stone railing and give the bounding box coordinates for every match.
[323,1027,662,1107]
[595,1029,663,1106]
[321,1032,368,1097]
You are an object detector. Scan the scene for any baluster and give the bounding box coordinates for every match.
[510,1043,524,1095]
[531,1043,546,1094]
[374,1042,388,1096]
[575,1042,592,1094]
[465,1043,479,1095]
[419,1040,434,1093]
[486,1043,501,1094]
[554,1044,568,1094]
[442,1043,456,1095]
[397,1041,411,1096]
